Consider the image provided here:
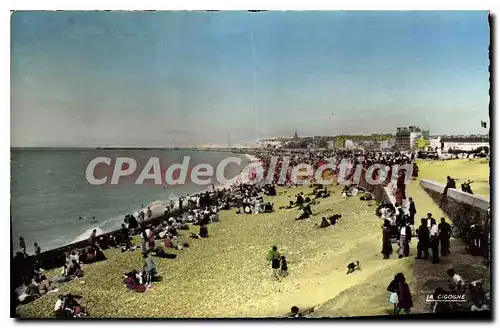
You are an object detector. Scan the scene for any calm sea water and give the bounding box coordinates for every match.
[11,149,249,253]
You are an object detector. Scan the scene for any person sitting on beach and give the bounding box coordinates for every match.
[266,185,277,196]
[67,260,84,278]
[164,234,174,248]
[56,294,88,318]
[329,214,341,226]
[289,306,302,318]
[151,246,173,259]
[37,275,58,295]
[295,208,310,221]
[171,234,183,250]
[54,295,69,318]
[346,261,361,275]
[82,246,104,264]
[190,225,209,239]
[263,202,273,213]
[303,203,313,216]
[295,193,304,208]
[123,270,146,293]
[286,201,295,209]
[447,268,464,293]
[319,217,330,228]
[16,279,40,305]
[98,236,110,250]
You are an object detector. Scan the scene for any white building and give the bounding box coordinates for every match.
[440,137,489,152]
[259,140,284,149]
[429,137,441,150]
[380,139,395,149]
[345,139,356,149]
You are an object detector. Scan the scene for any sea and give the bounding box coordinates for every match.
[10,149,251,254]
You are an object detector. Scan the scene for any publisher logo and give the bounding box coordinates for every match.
[426,293,467,303]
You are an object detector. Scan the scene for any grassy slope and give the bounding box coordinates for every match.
[416,159,490,199]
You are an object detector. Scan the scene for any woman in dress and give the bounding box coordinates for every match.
[267,245,281,281]
[382,219,393,259]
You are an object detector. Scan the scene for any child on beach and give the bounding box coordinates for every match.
[280,256,288,277]
[267,246,281,281]
[143,252,157,288]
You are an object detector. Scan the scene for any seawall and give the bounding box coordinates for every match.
[419,179,489,225]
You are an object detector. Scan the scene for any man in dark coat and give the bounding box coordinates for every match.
[438,217,452,257]
[443,176,456,196]
[415,218,430,260]
[408,198,416,226]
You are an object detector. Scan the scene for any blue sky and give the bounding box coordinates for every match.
[11,11,490,147]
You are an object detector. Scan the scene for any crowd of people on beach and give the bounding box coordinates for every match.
[13,147,490,318]
[13,180,281,313]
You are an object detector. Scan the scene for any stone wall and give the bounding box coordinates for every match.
[420,180,489,225]
[420,179,490,259]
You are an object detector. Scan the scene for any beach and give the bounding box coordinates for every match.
[11,149,255,253]
[14,157,491,318]
[17,183,396,318]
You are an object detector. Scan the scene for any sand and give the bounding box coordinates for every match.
[16,159,489,318]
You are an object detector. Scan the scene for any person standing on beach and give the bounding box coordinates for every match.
[408,198,416,226]
[381,220,393,259]
[143,252,157,288]
[398,221,411,259]
[140,226,149,253]
[88,229,97,248]
[429,218,440,264]
[19,237,27,256]
[267,246,281,281]
[396,273,413,314]
[147,207,152,220]
[34,242,41,262]
[438,217,452,257]
[121,224,133,250]
[415,219,430,260]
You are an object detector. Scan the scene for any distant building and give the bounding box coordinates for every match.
[395,126,425,150]
[345,139,356,149]
[429,137,441,151]
[380,138,395,150]
[293,131,299,139]
[439,136,489,152]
